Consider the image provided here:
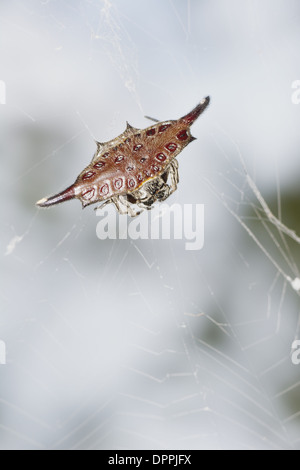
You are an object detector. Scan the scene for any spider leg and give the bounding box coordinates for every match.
[113,195,141,217]
[165,159,179,195]
[132,185,156,210]
[94,198,112,211]
[94,196,140,217]
[136,200,154,211]
[156,184,171,202]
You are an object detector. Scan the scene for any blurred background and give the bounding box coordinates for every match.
[1,0,300,450]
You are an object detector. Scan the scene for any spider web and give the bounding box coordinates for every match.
[1,0,300,450]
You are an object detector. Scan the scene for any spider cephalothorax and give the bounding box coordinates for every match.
[36,97,210,216]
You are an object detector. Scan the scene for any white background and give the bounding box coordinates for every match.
[1,0,300,449]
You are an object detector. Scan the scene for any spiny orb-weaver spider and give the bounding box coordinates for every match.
[36,97,210,217]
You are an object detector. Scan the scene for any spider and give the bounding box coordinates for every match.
[36,97,210,217]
